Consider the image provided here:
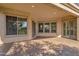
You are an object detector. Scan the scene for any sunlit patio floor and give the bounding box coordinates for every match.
[6,37,79,56]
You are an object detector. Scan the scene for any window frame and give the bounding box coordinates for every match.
[6,16,17,35]
[44,23,50,33]
[38,21,57,33]
[38,23,44,33]
[6,15,27,36]
[51,22,57,33]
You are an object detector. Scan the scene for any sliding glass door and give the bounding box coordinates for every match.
[63,20,77,39]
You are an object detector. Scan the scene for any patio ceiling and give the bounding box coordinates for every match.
[0,3,77,20]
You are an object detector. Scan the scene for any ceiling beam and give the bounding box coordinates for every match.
[52,3,79,16]
[70,3,79,9]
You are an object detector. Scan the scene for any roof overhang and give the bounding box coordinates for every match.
[52,3,79,16]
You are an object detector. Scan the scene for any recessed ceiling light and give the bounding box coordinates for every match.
[32,5,35,8]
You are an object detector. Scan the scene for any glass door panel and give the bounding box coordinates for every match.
[38,23,43,33]
[44,23,50,33]
[32,21,36,37]
[63,20,77,39]
[63,22,66,36]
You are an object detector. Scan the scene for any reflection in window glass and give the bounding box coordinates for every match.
[6,16,27,35]
[18,18,27,35]
[6,16,17,35]
[51,22,56,33]
[44,23,50,33]
[67,30,70,35]
[70,21,74,35]
[38,23,43,32]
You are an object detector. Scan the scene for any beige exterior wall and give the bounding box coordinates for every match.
[0,13,6,44]
[77,17,79,40]
[27,15,32,39]
[57,18,62,37]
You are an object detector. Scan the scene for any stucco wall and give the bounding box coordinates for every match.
[0,13,5,44]
[77,17,79,40]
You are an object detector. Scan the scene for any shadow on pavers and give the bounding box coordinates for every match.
[0,43,13,56]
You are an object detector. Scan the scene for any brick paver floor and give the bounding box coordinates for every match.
[5,37,79,56]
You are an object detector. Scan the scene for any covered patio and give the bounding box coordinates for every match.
[0,3,79,56]
[0,3,79,44]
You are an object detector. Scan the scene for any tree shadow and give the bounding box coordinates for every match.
[0,43,13,56]
[6,40,79,56]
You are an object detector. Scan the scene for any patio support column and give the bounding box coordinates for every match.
[57,18,62,38]
[0,13,5,44]
[36,21,38,36]
[28,14,32,39]
[77,17,79,40]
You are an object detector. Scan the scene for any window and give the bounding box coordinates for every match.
[38,22,56,33]
[44,23,50,33]
[38,23,43,32]
[6,16,27,35]
[18,18,27,35]
[51,22,56,33]
[63,22,66,35]
[6,16,17,35]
